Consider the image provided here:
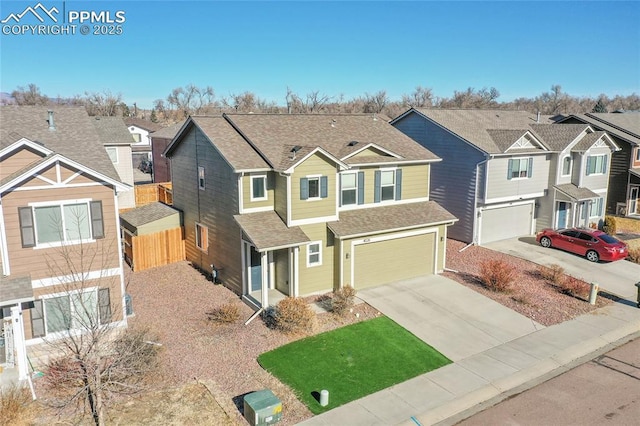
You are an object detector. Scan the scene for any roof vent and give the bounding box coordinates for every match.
[290,145,302,160]
[47,110,56,131]
[348,141,359,147]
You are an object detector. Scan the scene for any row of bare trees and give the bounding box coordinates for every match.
[7,83,640,124]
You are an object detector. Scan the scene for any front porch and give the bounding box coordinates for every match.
[553,184,604,229]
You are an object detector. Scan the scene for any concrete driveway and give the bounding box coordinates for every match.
[485,237,640,300]
[358,275,543,362]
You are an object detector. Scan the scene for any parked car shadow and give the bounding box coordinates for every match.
[517,236,538,245]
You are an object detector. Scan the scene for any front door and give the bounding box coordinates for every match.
[557,202,568,229]
[249,246,262,292]
[630,187,639,215]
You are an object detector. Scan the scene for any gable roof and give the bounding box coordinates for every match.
[528,124,590,151]
[123,117,162,132]
[562,113,640,146]
[0,106,122,182]
[91,116,134,146]
[223,113,439,170]
[150,121,184,139]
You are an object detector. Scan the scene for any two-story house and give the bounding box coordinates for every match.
[0,106,130,380]
[391,108,618,245]
[150,121,184,183]
[164,114,457,309]
[123,117,162,167]
[556,112,640,216]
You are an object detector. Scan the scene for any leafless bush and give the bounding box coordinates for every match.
[268,297,317,334]
[206,302,240,324]
[332,286,357,316]
[627,248,640,264]
[479,260,515,292]
[558,276,590,299]
[537,264,566,285]
[0,385,36,426]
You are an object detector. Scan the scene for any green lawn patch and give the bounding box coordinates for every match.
[258,316,451,414]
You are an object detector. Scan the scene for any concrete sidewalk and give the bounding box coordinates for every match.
[299,300,640,426]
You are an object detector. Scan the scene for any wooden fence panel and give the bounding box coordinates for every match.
[134,182,172,207]
[130,227,185,271]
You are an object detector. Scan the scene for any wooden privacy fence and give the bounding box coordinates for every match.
[124,227,185,272]
[135,182,173,206]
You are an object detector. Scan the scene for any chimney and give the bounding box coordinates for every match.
[47,110,56,131]
[536,111,540,123]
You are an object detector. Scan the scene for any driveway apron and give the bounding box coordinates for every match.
[358,275,544,362]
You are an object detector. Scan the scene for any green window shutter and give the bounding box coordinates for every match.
[320,176,328,198]
[357,171,365,205]
[507,159,513,180]
[603,155,607,174]
[90,201,104,239]
[98,288,112,324]
[374,170,381,203]
[528,157,533,178]
[300,178,309,200]
[395,169,403,200]
[18,207,35,248]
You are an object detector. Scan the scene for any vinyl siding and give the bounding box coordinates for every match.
[393,112,484,243]
[581,146,611,191]
[297,223,334,294]
[274,173,287,222]
[607,139,631,214]
[242,172,274,210]
[290,153,337,221]
[485,154,549,201]
[134,214,181,236]
[400,164,429,200]
[151,137,172,183]
[107,145,135,209]
[170,125,242,294]
[0,147,44,180]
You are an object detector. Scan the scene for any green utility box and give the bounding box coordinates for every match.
[243,389,282,426]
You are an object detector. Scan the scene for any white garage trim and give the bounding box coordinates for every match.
[349,227,439,288]
[478,200,535,245]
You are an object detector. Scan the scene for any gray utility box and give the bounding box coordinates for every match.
[243,389,282,426]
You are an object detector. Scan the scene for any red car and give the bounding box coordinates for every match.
[536,228,628,262]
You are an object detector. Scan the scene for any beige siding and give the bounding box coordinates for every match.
[2,184,120,282]
[136,214,181,235]
[290,153,337,221]
[274,249,289,294]
[274,173,287,222]
[297,223,334,295]
[242,172,274,210]
[485,154,550,200]
[401,164,430,200]
[0,147,44,180]
[170,126,243,294]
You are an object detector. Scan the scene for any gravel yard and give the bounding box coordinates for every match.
[443,239,614,326]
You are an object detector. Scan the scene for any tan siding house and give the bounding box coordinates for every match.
[0,106,130,378]
[165,114,457,310]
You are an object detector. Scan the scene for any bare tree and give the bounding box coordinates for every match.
[35,207,160,426]
[401,86,434,108]
[363,90,388,113]
[166,84,216,118]
[83,90,124,116]
[11,83,49,105]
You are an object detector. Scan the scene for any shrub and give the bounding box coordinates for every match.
[0,385,35,426]
[603,216,617,235]
[332,286,357,316]
[271,297,317,334]
[207,302,240,324]
[558,276,590,299]
[627,247,640,264]
[479,260,515,292]
[537,264,566,285]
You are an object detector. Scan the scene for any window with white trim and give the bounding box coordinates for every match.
[307,241,322,267]
[590,197,604,217]
[381,170,395,201]
[586,154,607,175]
[19,200,104,248]
[635,148,640,162]
[507,157,533,180]
[561,156,572,176]
[308,177,320,199]
[251,175,267,201]
[341,172,357,206]
[195,222,208,252]
[198,166,205,190]
[131,133,142,143]
[106,147,118,164]
[300,176,328,200]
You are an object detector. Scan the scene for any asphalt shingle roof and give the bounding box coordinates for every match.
[234,211,310,251]
[572,131,606,152]
[0,106,121,182]
[123,117,162,132]
[327,201,457,238]
[119,202,180,228]
[569,113,640,145]
[151,121,184,139]
[0,275,33,304]
[91,116,134,146]
[554,183,600,201]
[529,124,590,151]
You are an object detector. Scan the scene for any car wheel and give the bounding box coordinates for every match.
[540,236,552,248]
[586,250,599,263]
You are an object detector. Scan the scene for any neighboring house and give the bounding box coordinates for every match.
[391,108,618,245]
[123,117,162,168]
[164,114,457,309]
[0,106,130,379]
[556,112,640,216]
[91,116,136,209]
[150,121,184,183]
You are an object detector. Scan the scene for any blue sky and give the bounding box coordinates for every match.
[1,1,639,109]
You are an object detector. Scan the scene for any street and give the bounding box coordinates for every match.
[458,337,640,425]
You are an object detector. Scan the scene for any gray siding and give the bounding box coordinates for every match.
[485,154,550,201]
[607,139,631,214]
[171,126,242,294]
[581,147,612,191]
[393,112,484,243]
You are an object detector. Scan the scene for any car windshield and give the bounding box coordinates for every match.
[599,234,621,244]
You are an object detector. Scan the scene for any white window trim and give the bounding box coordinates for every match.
[195,222,208,252]
[635,148,640,162]
[340,171,359,206]
[198,166,205,190]
[39,286,100,337]
[561,155,572,177]
[306,174,322,201]
[250,174,267,201]
[589,197,604,218]
[306,241,322,267]
[28,198,96,249]
[379,168,396,203]
[106,147,118,164]
[510,157,531,180]
[587,154,606,176]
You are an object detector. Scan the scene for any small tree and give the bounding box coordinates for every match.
[592,98,608,113]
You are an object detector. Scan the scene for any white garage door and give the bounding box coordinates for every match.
[480,204,533,244]
[353,233,436,289]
